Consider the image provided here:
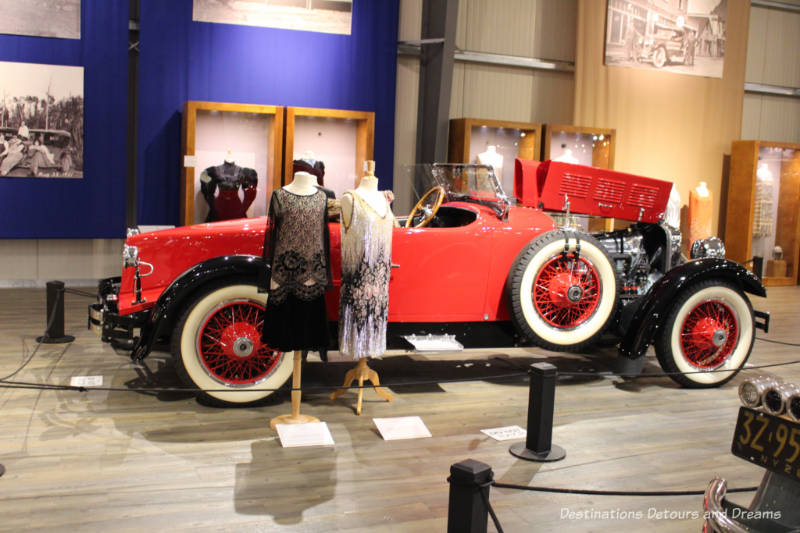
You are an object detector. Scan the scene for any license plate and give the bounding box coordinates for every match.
[732,407,800,481]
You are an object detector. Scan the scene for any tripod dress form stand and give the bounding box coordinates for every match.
[331,161,394,415]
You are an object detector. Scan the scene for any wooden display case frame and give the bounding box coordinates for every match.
[181,101,284,226]
[283,107,375,188]
[448,118,542,164]
[724,140,800,286]
[543,124,617,231]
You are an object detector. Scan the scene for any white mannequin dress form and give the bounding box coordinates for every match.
[477,145,504,178]
[554,148,579,164]
[331,160,394,415]
[283,170,318,196]
[268,170,326,429]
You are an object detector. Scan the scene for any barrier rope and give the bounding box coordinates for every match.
[490,481,758,497]
[2,285,799,395]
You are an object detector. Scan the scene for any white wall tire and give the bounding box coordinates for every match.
[655,281,754,388]
[508,231,618,351]
[172,282,293,405]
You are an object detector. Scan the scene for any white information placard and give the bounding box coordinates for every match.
[276,422,335,448]
[373,416,432,441]
[480,425,527,441]
[70,376,103,387]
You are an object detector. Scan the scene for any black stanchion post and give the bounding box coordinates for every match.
[447,459,492,533]
[36,281,75,344]
[510,362,566,462]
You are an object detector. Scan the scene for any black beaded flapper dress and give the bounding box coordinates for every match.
[260,188,331,351]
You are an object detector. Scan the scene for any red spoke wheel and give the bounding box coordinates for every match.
[656,280,754,388]
[172,282,293,405]
[678,300,738,369]
[508,231,618,351]
[533,254,601,329]
[198,301,280,385]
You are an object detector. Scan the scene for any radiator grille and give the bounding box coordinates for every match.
[558,173,591,198]
[594,178,625,204]
[628,184,659,209]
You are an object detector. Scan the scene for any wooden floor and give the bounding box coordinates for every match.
[0,286,799,532]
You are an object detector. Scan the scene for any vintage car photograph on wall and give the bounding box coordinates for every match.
[89,159,769,405]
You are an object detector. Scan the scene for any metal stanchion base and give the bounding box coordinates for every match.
[0,464,5,477]
[509,442,566,462]
[35,335,75,344]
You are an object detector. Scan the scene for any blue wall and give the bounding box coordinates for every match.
[138,0,400,225]
[0,1,128,238]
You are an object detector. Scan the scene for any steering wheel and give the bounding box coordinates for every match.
[405,186,446,228]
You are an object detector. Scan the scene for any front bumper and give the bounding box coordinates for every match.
[88,276,149,347]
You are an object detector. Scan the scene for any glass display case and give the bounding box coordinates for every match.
[284,107,374,199]
[181,101,283,225]
[448,118,542,197]
[725,140,800,286]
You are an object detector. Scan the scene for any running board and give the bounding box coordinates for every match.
[403,334,464,353]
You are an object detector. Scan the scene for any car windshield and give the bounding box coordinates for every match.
[393,163,510,220]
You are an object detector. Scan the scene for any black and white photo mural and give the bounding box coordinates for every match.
[604,0,727,78]
[193,0,353,35]
[0,0,81,40]
[0,61,84,179]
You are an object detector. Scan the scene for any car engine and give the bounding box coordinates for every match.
[594,222,684,303]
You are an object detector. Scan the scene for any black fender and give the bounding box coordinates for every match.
[131,255,264,361]
[618,258,765,360]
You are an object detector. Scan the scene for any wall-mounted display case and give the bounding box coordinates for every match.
[284,107,374,199]
[725,140,800,286]
[181,101,283,226]
[448,118,542,196]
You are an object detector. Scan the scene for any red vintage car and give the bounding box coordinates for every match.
[90,160,769,405]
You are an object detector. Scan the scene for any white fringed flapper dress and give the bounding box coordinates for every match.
[338,191,394,359]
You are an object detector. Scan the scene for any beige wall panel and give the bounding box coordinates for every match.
[533,0,578,61]
[462,0,537,56]
[741,93,763,139]
[745,7,768,82]
[574,0,750,237]
[762,8,800,88]
[398,0,422,41]
[450,62,466,119]
[460,64,535,121]
[531,70,574,124]
[37,239,122,280]
[0,240,38,280]
[757,94,800,143]
[393,56,421,214]
[456,0,467,50]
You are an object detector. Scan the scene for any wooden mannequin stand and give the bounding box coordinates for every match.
[330,358,393,415]
[269,351,319,429]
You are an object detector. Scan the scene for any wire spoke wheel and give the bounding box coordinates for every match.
[533,254,600,329]
[198,301,280,385]
[656,280,754,388]
[679,300,739,369]
[173,282,293,406]
[508,231,618,351]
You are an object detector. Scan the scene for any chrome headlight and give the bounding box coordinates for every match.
[762,383,800,416]
[126,227,140,238]
[122,244,139,268]
[690,236,725,260]
[738,376,779,407]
